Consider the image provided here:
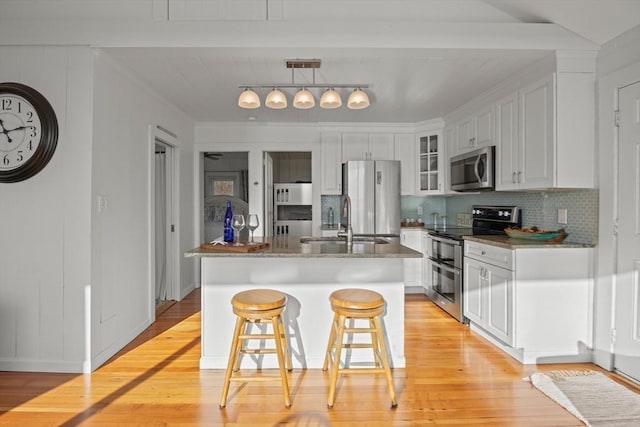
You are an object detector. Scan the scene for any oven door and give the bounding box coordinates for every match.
[429,234,462,268]
[427,259,464,323]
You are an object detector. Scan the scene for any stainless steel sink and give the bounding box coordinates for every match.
[299,236,389,244]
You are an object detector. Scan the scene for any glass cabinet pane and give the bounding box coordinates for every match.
[420,136,429,154]
[429,135,438,153]
[430,172,439,190]
[417,133,440,193]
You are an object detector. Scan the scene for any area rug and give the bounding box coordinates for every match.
[527,370,640,426]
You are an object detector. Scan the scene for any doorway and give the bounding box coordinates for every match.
[264,151,312,237]
[613,80,640,383]
[202,152,249,243]
[151,126,177,319]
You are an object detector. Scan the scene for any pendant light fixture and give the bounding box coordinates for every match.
[265,87,287,109]
[320,88,342,109]
[293,87,315,109]
[238,59,370,111]
[347,88,370,110]
[238,88,260,109]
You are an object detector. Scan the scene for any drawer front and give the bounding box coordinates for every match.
[464,241,513,269]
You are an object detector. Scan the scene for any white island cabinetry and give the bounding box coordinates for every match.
[187,237,422,370]
[463,238,593,364]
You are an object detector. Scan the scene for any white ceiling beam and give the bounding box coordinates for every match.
[0,21,599,51]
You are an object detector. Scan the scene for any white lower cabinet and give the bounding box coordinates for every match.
[421,232,432,292]
[401,229,423,293]
[464,256,514,346]
[463,239,592,364]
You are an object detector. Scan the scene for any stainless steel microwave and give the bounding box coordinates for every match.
[449,146,495,192]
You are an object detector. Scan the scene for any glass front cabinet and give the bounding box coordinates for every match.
[417,131,446,194]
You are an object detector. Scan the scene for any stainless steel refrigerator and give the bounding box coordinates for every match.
[342,160,401,236]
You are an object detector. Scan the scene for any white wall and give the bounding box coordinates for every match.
[90,51,196,370]
[0,46,196,373]
[593,25,640,369]
[0,46,94,372]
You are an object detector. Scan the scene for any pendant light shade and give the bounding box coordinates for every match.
[238,88,260,109]
[320,88,342,109]
[265,88,287,109]
[347,88,370,110]
[293,88,315,109]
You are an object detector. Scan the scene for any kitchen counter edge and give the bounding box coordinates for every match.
[463,235,594,249]
[185,236,423,258]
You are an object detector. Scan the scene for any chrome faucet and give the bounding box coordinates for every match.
[337,194,353,245]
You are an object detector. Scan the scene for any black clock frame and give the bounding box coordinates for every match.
[0,82,59,183]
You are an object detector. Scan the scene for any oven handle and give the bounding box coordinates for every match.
[428,258,461,275]
[428,233,462,246]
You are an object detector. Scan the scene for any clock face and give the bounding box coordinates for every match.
[0,93,43,170]
[0,82,58,183]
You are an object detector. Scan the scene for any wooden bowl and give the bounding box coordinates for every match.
[504,228,568,243]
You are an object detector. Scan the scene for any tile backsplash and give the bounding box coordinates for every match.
[420,189,599,244]
[326,189,598,244]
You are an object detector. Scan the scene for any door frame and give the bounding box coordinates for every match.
[612,80,640,382]
[595,54,640,372]
[148,125,179,319]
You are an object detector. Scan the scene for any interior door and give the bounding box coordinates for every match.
[614,80,640,382]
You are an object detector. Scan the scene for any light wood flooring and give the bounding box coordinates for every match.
[0,289,634,426]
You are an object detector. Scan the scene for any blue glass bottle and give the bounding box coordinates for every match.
[223,200,234,243]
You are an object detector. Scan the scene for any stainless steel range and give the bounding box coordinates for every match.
[426,205,521,323]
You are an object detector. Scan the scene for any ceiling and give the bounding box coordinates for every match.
[102,0,640,124]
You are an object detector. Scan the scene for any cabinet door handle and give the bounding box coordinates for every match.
[517,171,522,183]
[512,172,517,184]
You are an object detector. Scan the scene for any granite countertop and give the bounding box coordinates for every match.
[185,235,423,258]
[463,235,594,249]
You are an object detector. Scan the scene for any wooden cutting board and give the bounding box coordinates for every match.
[199,242,270,253]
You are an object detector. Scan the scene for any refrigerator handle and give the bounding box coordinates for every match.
[377,171,382,184]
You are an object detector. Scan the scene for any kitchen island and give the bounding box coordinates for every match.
[185,236,422,370]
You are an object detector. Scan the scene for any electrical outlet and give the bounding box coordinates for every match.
[557,208,568,224]
[98,195,109,212]
[417,206,423,216]
[456,213,472,226]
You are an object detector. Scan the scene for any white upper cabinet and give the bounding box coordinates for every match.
[342,132,394,161]
[453,105,495,155]
[516,76,555,189]
[394,133,416,195]
[320,132,342,195]
[443,126,456,192]
[417,131,446,194]
[495,92,520,190]
[496,72,594,190]
[341,132,368,161]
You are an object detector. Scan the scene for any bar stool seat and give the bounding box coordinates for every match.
[219,289,292,408]
[322,288,397,408]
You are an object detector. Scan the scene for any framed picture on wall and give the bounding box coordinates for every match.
[204,172,241,198]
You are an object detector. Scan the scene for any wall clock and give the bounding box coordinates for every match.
[0,82,58,183]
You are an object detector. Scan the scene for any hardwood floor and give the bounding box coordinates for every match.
[0,289,631,426]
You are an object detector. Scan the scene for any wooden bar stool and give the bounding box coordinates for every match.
[322,288,397,408]
[219,289,292,408]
